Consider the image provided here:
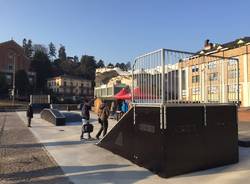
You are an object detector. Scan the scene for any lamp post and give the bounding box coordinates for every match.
[12,53,16,106]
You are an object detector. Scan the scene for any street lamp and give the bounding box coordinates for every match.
[9,52,16,106]
[12,53,16,106]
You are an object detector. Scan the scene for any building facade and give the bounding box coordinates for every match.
[47,75,93,97]
[0,40,36,86]
[95,67,131,99]
[178,38,249,106]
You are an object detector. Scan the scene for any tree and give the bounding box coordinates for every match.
[115,63,120,68]
[22,38,27,48]
[48,42,56,59]
[119,62,126,71]
[58,45,66,61]
[0,73,8,95]
[32,44,48,54]
[107,63,114,68]
[78,55,97,81]
[15,70,30,96]
[126,61,131,70]
[114,62,128,71]
[30,51,52,92]
[73,55,79,62]
[22,38,33,58]
[97,60,105,68]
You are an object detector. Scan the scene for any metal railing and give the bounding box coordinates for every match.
[132,49,239,105]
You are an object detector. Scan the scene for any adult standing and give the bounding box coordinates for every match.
[26,103,33,127]
[80,97,96,140]
[96,103,110,139]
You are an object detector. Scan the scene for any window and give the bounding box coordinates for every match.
[228,70,237,79]
[209,72,218,81]
[192,88,200,95]
[229,59,237,65]
[181,70,186,90]
[228,85,238,93]
[208,86,217,94]
[8,64,13,71]
[208,61,216,69]
[192,75,200,83]
[5,74,11,83]
[192,65,199,72]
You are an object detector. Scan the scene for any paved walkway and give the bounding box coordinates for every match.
[15,110,250,184]
[0,111,72,184]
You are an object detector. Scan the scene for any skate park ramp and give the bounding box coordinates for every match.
[98,107,134,160]
[97,104,239,178]
[61,111,82,124]
[40,108,65,126]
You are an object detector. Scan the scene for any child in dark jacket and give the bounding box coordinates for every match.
[26,103,33,127]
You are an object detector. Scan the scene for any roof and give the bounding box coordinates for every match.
[0,40,29,60]
[48,74,91,81]
[195,37,250,55]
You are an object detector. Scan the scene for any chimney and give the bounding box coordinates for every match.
[204,39,210,47]
[204,39,213,50]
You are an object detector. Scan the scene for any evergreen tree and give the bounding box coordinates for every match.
[30,51,52,92]
[15,70,30,96]
[0,73,8,95]
[22,38,33,58]
[107,63,114,68]
[115,63,120,68]
[126,61,131,70]
[79,55,97,81]
[26,39,33,58]
[73,55,79,62]
[97,59,105,68]
[119,62,126,71]
[58,45,66,61]
[32,44,48,54]
[22,38,27,48]
[49,42,56,59]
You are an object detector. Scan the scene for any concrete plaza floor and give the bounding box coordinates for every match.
[17,111,250,184]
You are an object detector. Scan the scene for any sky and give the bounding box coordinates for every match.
[0,0,249,64]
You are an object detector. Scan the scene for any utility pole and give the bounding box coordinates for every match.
[12,53,16,106]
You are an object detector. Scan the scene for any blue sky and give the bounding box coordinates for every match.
[0,0,249,64]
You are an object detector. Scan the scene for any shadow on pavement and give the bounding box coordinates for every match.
[0,140,88,149]
[2,164,151,184]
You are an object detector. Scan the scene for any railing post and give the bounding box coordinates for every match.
[161,49,165,104]
[132,59,135,104]
[237,58,240,106]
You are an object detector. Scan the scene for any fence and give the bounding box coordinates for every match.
[30,95,51,104]
[132,49,239,105]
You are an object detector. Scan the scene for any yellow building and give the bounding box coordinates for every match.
[47,75,93,97]
[179,38,250,106]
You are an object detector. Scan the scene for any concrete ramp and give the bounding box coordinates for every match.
[40,108,65,126]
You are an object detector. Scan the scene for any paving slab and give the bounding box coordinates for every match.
[0,111,72,184]
[17,111,250,184]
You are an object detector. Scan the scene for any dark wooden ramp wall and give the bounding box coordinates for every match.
[97,107,134,160]
[97,104,239,178]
